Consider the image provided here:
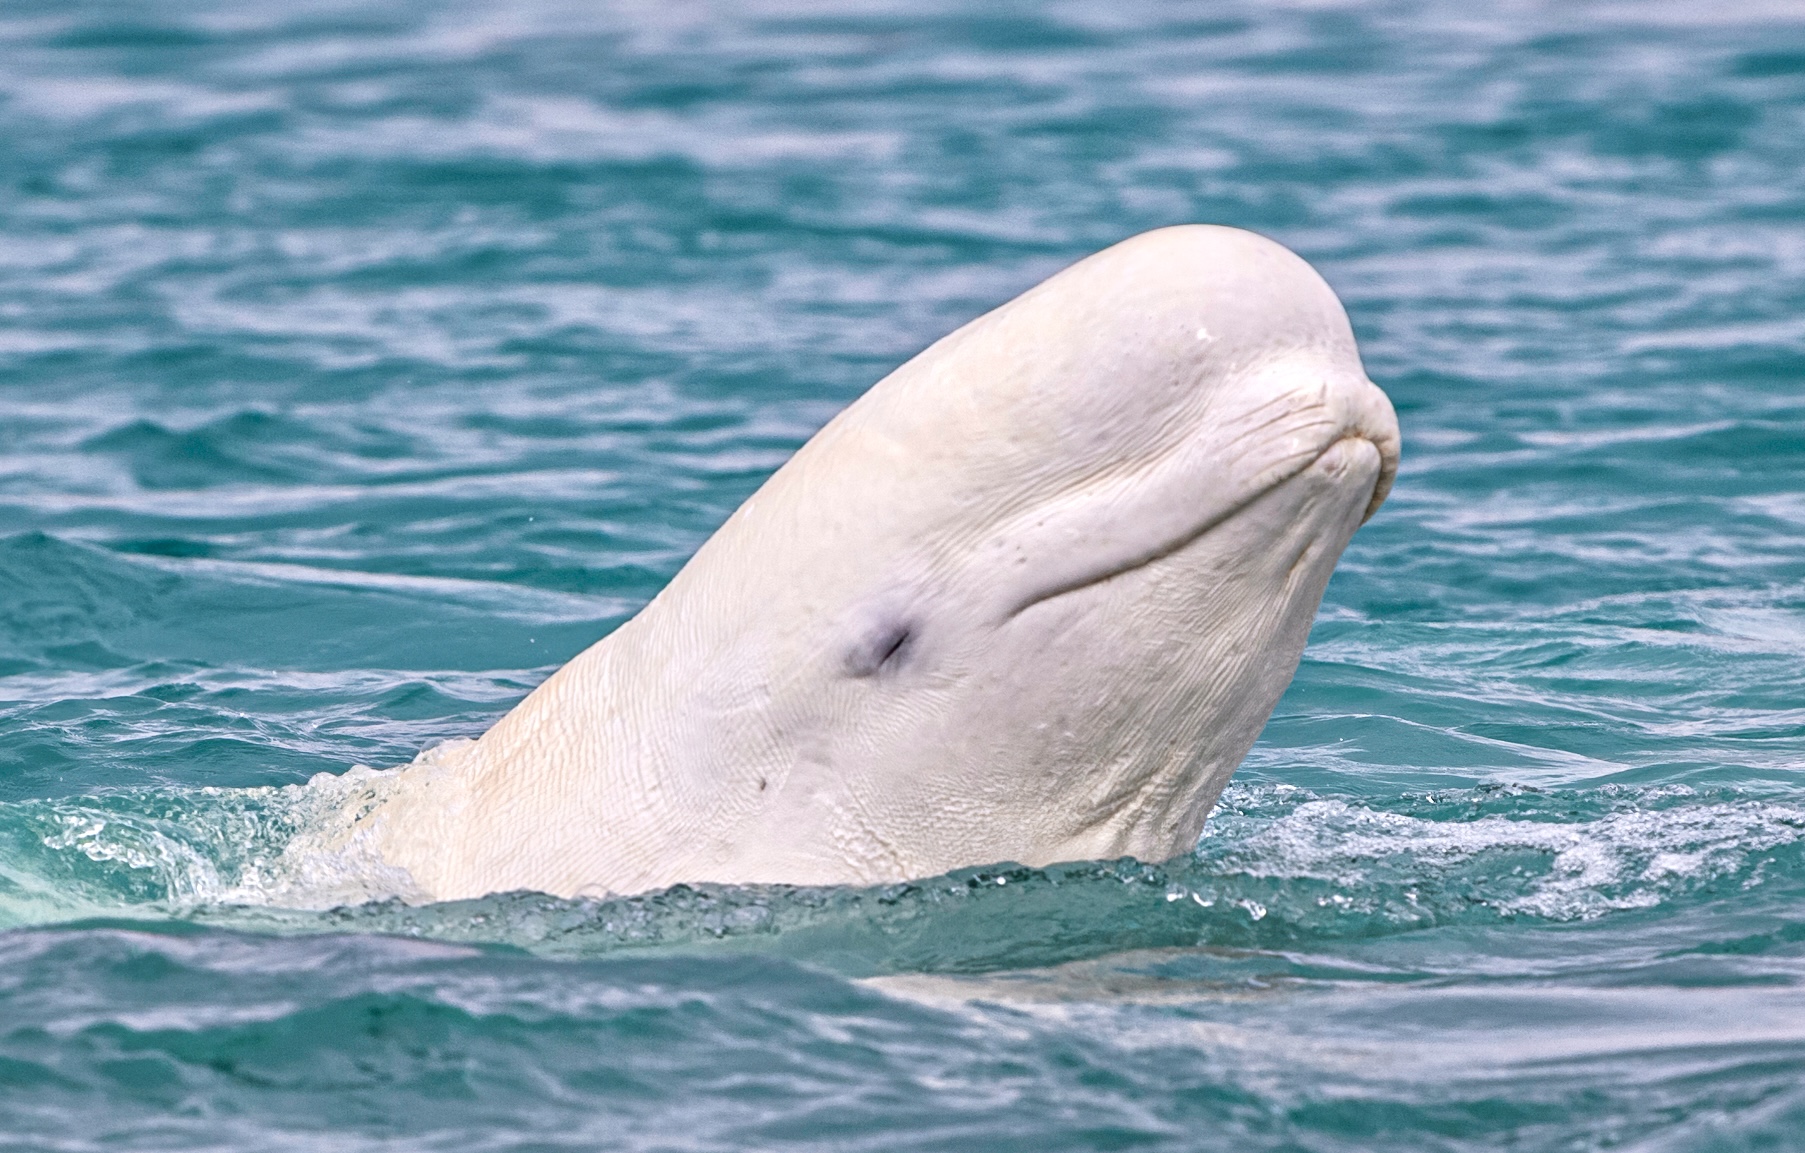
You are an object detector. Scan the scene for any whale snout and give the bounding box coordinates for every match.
[1308,436,1387,531]
[1331,373,1399,523]
[1213,356,1400,534]
[1228,341,1398,516]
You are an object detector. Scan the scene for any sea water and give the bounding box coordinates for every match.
[2,1,1804,1148]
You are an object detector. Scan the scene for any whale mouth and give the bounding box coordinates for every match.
[1002,434,1386,621]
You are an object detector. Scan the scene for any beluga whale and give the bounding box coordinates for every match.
[336,225,1400,903]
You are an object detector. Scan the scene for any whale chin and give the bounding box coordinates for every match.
[937,430,1388,872]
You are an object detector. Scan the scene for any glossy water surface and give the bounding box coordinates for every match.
[3,1,1805,1149]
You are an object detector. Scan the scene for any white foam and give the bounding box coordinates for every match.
[1207,785,1805,920]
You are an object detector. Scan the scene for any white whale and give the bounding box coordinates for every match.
[341,225,1400,902]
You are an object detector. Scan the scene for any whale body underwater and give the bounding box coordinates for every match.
[324,225,1401,903]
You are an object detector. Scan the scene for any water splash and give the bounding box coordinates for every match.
[6,776,1801,979]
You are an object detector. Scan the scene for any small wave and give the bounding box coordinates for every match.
[0,758,427,927]
[1197,782,1805,923]
[2,773,1802,974]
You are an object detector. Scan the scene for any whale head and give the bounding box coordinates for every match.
[366,225,1400,900]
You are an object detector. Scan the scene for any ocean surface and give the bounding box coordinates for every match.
[2,0,1804,1148]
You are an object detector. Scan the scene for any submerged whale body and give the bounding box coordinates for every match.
[346,225,1400,902]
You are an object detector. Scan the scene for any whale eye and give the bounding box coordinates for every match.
[845,619,914,678]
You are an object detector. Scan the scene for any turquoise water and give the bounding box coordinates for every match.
[3,0,1805,1147]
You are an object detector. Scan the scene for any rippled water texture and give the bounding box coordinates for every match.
[3,1,1804,1149]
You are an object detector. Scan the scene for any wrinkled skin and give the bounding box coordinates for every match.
[354,225,1401,901]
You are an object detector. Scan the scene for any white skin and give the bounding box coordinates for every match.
[348,225,1401,901]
